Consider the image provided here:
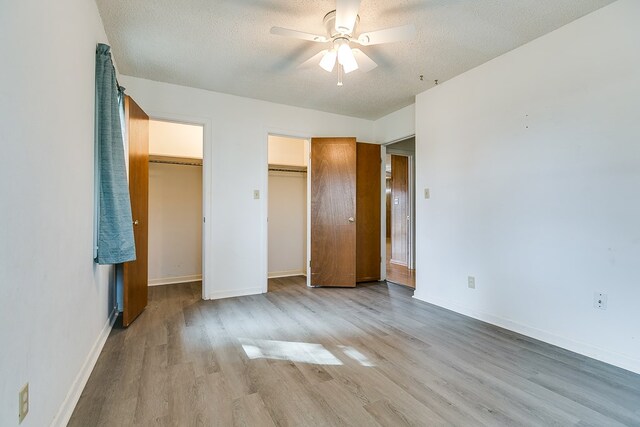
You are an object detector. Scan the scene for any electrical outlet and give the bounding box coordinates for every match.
[594,292,608,310]
[424,188,430,199]
[19,383,28,423]
[468,276,476,289]
[253,190,260,199]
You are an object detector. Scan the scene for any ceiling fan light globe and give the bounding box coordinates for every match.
[319,49,337,72]
[337,43,358,73]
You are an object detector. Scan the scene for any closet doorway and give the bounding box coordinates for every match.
[267,135,309,284]
[147,120,204,288]
[385,137,416,288]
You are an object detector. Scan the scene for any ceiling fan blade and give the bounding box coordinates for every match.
[297,50,329,69]
[335,0,361,34]
[351,49,377,73]
[357,24,415,46]
[270,27,328,43]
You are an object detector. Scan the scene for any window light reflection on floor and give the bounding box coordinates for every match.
[239,338,376,367]
[240,338,343,365]
[337,345,375,367]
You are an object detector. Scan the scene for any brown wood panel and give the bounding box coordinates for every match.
[390,155,408,266]
[123,96,149,326]
[310,137,356,287]
[356,142,381,283]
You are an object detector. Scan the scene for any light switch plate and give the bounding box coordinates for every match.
[424,188,430,199]
[468,276,476,289]
[253,190,260,199]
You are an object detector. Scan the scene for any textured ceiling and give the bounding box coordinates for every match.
[96,0,614,120]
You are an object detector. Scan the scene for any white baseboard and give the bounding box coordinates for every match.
[412,292,640,375]
[204,286,265,300]
[148,274,202,286]
[268,269,306,279]
[51,309,117,426]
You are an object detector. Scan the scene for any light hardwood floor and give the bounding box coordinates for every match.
[69,277,640,426]
[386,238,415,288]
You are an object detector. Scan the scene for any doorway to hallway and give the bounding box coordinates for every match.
[385,137,415,288]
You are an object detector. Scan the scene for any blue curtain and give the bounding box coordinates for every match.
[95,43,136,264]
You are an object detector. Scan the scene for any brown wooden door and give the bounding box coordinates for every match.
[122,96,149,326]
[356,142,381,283]
[390,155,408,266]
[310,137,357,287]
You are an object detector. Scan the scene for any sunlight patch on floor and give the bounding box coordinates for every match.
[239,338,343,365]
[337,345,375,367]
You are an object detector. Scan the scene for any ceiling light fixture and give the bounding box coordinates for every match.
[319,49,337,72]
[270,0,416,86]
[319,38,358,85]
[336,39,358,73]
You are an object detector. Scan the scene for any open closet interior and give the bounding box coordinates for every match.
[267,135,381,288]
[148,120,204,286]
[268,135,308,279]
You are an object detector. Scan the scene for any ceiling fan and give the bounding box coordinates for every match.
[270,0,415,86]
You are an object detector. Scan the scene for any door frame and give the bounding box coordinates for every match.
[382,135,416,271]
[144,111,212,300]
[264,130,313,292]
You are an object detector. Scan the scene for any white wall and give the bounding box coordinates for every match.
[148,162,203,285]
[119,75,374,299]
[268,172,307,277]
[373,104,415,144]
[0,1,115,426]
[149,120,203,158]
[414,0,640,373]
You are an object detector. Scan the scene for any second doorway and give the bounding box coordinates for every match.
[385,137,416,288]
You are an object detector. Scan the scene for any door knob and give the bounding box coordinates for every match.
[348,217,355,223]
[133,220,139,226]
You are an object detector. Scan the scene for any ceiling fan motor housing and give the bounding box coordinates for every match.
[323,10,360,39]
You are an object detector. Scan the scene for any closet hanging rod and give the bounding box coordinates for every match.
[268,164,307,174]
[268,167,307,173]
[149,154,202,167]
[149,159,202,167]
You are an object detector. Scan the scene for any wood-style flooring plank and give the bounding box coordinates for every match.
[69,278,640,426]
